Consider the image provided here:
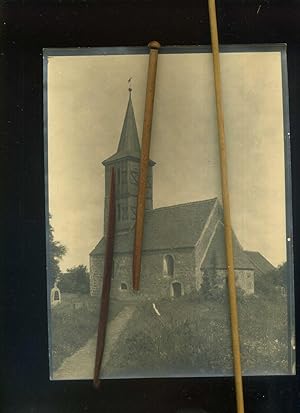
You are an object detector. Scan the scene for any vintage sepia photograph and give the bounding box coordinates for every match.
[44,46,294,380]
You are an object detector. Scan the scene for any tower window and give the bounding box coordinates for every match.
[121,169,128,193]
[121,170,127,184]
[117,168,121,184]
[122,206,128,220]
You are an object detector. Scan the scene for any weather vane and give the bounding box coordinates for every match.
[128,76,132,93]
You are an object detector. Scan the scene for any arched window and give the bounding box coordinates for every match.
[54,290,60,301]
[120,282,128,291]
[163,255,174,276]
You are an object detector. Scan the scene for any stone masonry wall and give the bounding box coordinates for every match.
[90,255,103,296]
[210,269,255,295]
[90,248,195,300]
[236,270,255,295]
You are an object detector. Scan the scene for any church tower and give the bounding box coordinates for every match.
[102,89,155,234]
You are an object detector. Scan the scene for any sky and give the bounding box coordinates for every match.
[47,50,288,271]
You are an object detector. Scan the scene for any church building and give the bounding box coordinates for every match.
[90,91,260,300]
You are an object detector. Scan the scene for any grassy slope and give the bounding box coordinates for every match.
[50,293,125,372]
[106,292,289,377]
[50,290,289,377]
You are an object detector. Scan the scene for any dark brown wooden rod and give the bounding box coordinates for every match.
[208,1,245,412]
[93,167,116,388]
[132,40,160,291]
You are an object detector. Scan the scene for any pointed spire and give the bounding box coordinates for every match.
[103,87,141,165]
[117,91,140,155]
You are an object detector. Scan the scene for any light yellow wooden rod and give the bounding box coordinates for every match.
[132,40,160,291]
[207,1,245,413]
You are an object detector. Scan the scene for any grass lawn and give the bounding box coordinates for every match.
[106,291,289,377]
[50,293,125,372]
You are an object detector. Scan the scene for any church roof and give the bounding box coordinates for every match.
[245,251,275,275]
[201,221,254,270]
[90,198,218,255]
[103,93,141,165]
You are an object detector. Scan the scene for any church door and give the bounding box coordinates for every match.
[172,282,182,298]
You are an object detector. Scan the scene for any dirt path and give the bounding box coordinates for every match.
[53,305,135,380]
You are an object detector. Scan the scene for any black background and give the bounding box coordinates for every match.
[1,1,300,412]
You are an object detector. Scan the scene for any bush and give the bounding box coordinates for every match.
[255,262,287,297]
[58,265,90,294]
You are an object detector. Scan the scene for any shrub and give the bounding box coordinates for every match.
[58,265,90,294]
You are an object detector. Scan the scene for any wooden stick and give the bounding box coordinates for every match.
[93,167,116,388]
[207,1,245,413]
[132,40,160,291]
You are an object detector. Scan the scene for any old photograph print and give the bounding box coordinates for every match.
[45,46,295,380]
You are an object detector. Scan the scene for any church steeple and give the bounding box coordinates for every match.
[102,87,155,234]
[103,88,141,165]
[117,92,140,155]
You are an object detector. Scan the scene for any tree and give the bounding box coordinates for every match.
[255,262,287,296]
[58,265,90,294]
[274,262,288,288]
[48,214,67,288]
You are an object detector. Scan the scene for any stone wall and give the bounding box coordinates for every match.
[208,269,255,295]
[236,269,255,295]
[89,255,103,296]
[90,248,195,300]
[90,246,255,298]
